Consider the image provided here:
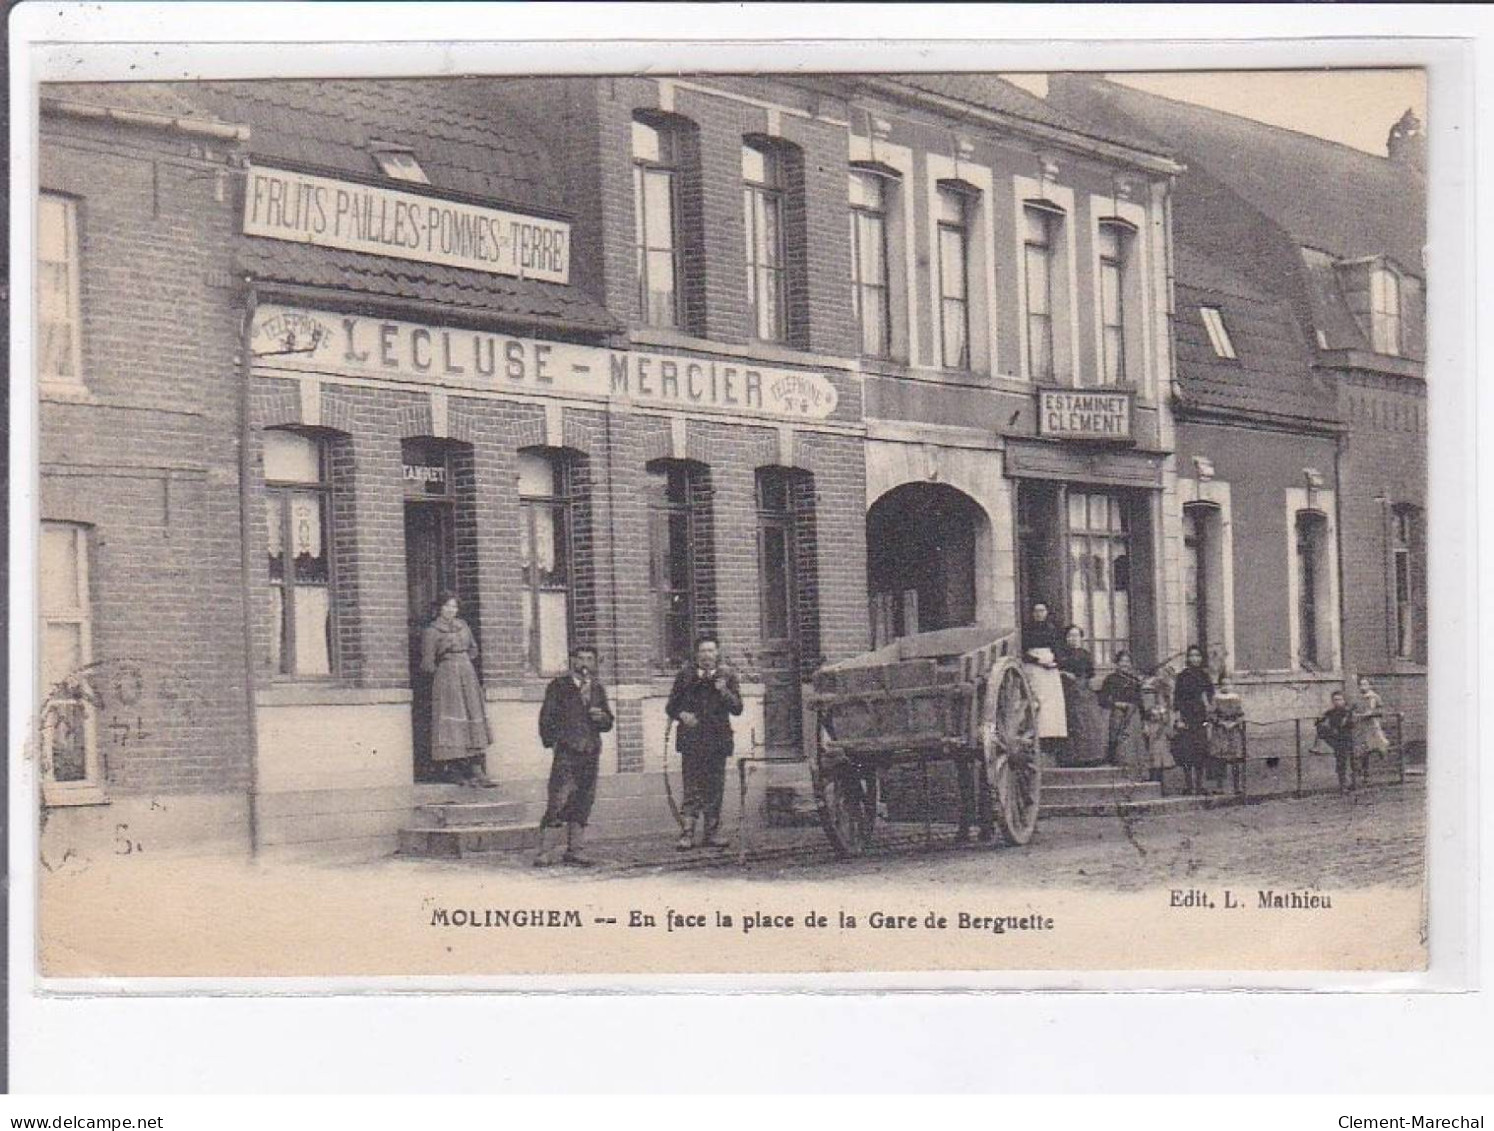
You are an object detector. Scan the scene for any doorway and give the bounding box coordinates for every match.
[403,440,460,783]
[757,469,807,755]
[867,482,982,648]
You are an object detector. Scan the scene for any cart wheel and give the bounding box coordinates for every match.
[982,657,1042,846]
[816,764,873,857]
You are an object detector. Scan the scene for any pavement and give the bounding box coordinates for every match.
[387,779,1427,892]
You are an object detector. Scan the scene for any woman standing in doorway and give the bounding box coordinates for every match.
[1171,645,1215,795]
[1022,601,1068,758]
[1057,624,1104,766]
[1098,649,1145,772]
[421,592,496,788]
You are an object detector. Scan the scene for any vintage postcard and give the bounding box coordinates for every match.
[21,48,1450,983]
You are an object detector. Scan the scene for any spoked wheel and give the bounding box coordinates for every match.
[815,762,875,857]
[980,657,1042,846]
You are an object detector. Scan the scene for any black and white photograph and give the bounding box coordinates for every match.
[18,42,1452,982]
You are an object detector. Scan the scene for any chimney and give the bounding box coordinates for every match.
[1386,108,1426,173]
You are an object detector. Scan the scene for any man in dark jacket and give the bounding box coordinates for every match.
[665,635,743,850]
[535,645,614,866]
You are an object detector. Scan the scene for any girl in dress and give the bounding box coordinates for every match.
[1354,674,1391,784]
[1210,672,1247,795]
[1098,649,1145,773]
[420,592,495,788]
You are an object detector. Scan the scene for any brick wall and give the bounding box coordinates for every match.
[39,112,253,806]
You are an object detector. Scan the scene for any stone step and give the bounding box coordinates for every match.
[418,800,535,827]
[397,822,538,857]
[1041,781,1163,806]
[1042,765,1139,787]
[1042,794,1228,818]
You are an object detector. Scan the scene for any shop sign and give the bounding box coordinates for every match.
[402,464,449,494]
[250,306,842,423]
[1036,388,1133,442]
[242,165,570,284]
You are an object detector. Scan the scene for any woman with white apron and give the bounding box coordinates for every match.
[1022,602,1068,752]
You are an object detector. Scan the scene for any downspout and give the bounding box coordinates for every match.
[237,281,263,857]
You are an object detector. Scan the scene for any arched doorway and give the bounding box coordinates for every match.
[867,483,985,647]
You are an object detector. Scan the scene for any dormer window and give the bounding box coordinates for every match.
[370,145,429,185]
[1199,305,1237,359]
[1371,267,1402,356]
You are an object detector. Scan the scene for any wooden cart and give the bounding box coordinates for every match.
[806,624,1043,856]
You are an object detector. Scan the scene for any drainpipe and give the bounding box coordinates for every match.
[237,282,263,857]
[1333,425,1348,682]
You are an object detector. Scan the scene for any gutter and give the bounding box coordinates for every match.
[862,77,1185,177]
[41,96,251,142]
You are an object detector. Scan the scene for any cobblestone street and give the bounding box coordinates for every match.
[416,780,1426,892]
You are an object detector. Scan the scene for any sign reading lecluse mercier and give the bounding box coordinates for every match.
[250,306,842,423]
[242,165,571,284]
[1037,388,1133,442]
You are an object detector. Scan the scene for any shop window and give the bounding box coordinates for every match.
[1199,305,1237,360]
[936,185,973,370]
[633,115,686,330]
[1392,504,1426,662]
[1096,220,1134,386]
[40,521,101,800]
[647,460,710,671]
[518,449,576,676]
[1023,203,1065,382]
[1371,267,1403,356]
[1294,509,1332,670]
[1067,491,1130,666]
[743,141,787,342]
[849,169,893,358]
[265,429,337,678]
[38,193,84,388]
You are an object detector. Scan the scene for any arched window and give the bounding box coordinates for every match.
[936,184,975,370]
[1023,202,1066,381]
[743,140,787,342]
[647,459,711,670]
[518,449,576,675]
[1096,219,1136,386]
[633,114,686,330]
[849,168,893,358]
[264,429,337,677]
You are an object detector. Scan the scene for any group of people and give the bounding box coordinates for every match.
[415,594,742,867]
[1021,602,1393,796]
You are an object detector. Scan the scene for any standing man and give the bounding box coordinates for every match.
[535,645,614,867]
[666,635,743,850]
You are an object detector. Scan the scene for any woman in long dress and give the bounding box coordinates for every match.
[1098,649,1146,774]
[420,592,495,788]
[1171,645,1215,795]
[1353,674,1391,783]
[1022,601,1068,757]
[1057,624,1104,766]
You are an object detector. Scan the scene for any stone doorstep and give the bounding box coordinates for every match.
[1041,781,1164,806]
[397,822,539,857]
[417,800,534,828]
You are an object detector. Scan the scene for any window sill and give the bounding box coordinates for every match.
[257,684,414,708]
[39,382,97,405]
[43,783,109,808]
[627,327,858,372]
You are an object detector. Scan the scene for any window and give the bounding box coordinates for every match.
[633,117,684,329]
[1199,305,1237,359]
[936,186,971,370]
[849,170,892,358]
[1371,267,1402,356]
[519,450,574,676]
[1067,491,1130,667]
[1295,510,1330,669]
[1097,221,1131,385]
[370,145,429,184]
[1391,505,1425,662]
[40,522,100,797]
[1023,204,1059,381]
[743,142,786,341]
[756,471,796,643]
[647,461,706,670]
[265,430,335,677]
[38,193,83,386]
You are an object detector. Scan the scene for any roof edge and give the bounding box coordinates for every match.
[41,95,251,142]
[867,76,1185,177]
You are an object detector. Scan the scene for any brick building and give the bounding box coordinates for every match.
[1049,76,1428,746]
[35,74,1190,859]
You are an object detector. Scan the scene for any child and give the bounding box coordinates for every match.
[1316,689,1356,792]
[1353,675,1391,784]
[1210,673,1247,795]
